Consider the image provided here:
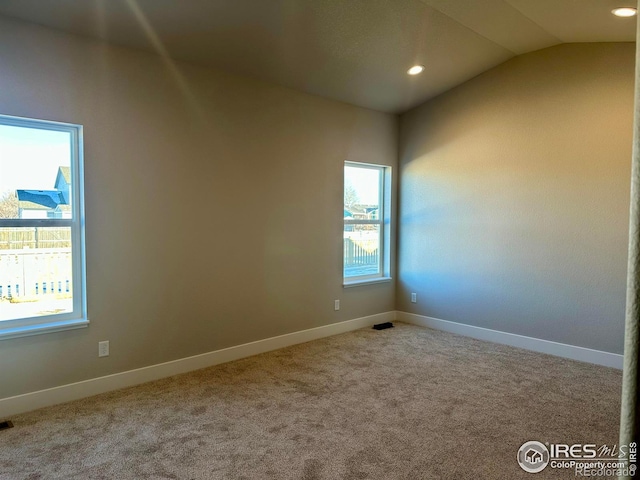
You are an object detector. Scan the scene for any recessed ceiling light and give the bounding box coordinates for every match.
[407,65,425,75]
[612,7,637,17]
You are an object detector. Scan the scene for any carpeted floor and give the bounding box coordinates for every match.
[0,323,622,479]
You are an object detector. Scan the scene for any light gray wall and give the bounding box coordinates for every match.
[397,43,634,354]
[0,17,398,399]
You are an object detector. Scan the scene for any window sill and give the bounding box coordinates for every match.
[0,318,89,340]
[343,277,393,288]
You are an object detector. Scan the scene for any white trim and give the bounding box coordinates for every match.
[0,113,87,339]
[343,161,391,283]
[343,277,392,288]
[396,311,623,370]
[0,312,394,419]
[0,318,89,340]
[2,310,620,419]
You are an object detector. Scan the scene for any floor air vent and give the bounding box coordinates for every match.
[373,322,394,330]
[0,420,14,431]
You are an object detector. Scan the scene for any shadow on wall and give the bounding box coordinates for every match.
[396,43,634,354]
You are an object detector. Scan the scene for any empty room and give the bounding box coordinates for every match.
[0,1,638,479]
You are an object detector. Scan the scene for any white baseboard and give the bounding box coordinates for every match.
[0,312,394,419]
[2,310,620,419]
[396,311,623,370]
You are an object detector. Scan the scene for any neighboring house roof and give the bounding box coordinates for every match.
[17,190,66,210]
[55,166,71,190]
[348,206,367,215]
[58,166,71,184]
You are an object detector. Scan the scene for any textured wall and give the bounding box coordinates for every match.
[398,43,634,354]
[0,17,397,399]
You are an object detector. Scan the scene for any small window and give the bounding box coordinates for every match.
[343,162,391,285]
[0,114,87,339]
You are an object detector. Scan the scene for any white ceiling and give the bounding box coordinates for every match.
[0,0,635,113]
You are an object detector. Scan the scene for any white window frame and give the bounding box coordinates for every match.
[0,114,88,340]
[343,161,392,287]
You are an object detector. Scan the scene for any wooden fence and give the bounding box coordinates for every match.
[0,227,71,250]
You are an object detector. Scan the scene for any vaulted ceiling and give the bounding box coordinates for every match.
[0,0,635,113]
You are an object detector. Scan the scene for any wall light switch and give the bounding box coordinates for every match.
[411,293,417,303]
[334,300,340,311]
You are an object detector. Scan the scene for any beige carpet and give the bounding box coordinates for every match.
[0,323,622,479]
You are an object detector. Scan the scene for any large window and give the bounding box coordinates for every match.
[343,162,391,285]
[0,114,87,339]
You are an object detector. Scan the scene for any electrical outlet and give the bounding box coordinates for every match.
[411,293,417,303]
[98,341,109,357]
[334,299,340,311]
